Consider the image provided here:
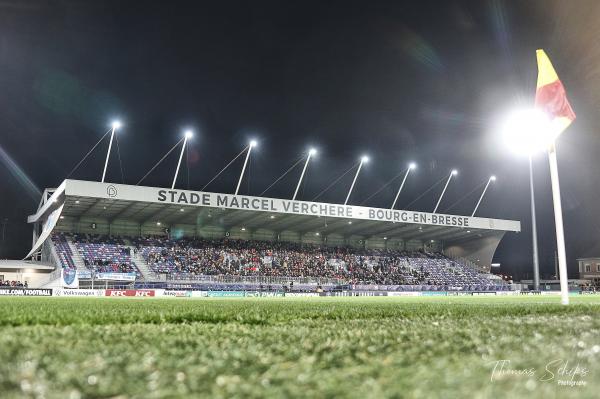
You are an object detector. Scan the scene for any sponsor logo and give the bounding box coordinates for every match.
[163,290,191,297]
[207,291,246,297]
[245,292,285,297]
[54,289,103,297]
[105,289,155,297]
[96,272,136,281]
[284,292,319,297]
[387,292,421,296]
[0,288,53,296]
[107,185,118,198]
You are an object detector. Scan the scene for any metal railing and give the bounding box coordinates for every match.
[147,273,344,285]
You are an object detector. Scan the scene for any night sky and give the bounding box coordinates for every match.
[1,0,599,280]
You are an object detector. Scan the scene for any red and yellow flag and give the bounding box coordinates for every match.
[535,49,576,136]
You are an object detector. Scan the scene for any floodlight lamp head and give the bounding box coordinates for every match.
[490,175,497,181]
[111,120,122,130]
[501,108,554,155]
[451,169,458,176]
[361,155,369,163]
[409,162,417,170]
[184,130,194,139]
[249,140,258,148]
[309,148,317,156]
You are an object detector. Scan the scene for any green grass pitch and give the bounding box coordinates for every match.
[0,295,599,398]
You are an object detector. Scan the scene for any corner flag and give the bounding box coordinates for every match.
[535,49,575,305]
[535,49,576,136]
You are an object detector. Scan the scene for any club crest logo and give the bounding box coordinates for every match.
[63,267,76,285]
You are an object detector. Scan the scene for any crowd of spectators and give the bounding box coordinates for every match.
[51,233,140,276]
[0,280,28,288]
[134,237,496,287]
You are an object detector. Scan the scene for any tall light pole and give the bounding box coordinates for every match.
[502,109,554,293]
[528,157,540,291]
[433,169,457,213]
[172,130,193,189]
[471,175,496,217]
[101,121,121,183]
[293,148,316,200]
[235,140,257,195]
[391,162,416,209]
[345,156,368,205]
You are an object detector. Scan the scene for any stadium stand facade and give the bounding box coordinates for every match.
[27,180,520,291]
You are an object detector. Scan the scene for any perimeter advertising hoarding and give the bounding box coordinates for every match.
[0,288,53,296]
[63,180,521,232]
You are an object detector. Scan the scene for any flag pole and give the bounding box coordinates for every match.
[548,142,569,304]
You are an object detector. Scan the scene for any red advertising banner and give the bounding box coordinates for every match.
[105,289,155,297]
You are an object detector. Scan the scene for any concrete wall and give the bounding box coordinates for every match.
[0,271,51,287]
[444,232,506,271]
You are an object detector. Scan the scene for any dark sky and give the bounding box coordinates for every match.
[1,0,599,279]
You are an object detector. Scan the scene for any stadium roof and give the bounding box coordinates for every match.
[29,180,520,243]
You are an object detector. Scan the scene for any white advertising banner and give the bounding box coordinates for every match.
[25,204,64,259]
[63,180,521,232]
[96,272,136,281]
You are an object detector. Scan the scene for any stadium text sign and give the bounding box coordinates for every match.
[157,190,475,227]
[59,180,521,232]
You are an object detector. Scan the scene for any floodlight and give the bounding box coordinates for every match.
[184,130,194,139]
[250,140,258,147]
[309,148,317,156]
[111,120,122,130]
[361,155,369,163]
[451,169,458,176]
[409,162,417,170]
[490,175,497,181]
[501,109,554,155]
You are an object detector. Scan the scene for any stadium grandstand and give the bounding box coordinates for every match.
[22,179,521,293]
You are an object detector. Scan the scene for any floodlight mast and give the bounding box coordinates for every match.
[235,140,256,195]
[344,156,368,205]
[172,130,193,189]
[529,156,540,291]
[471,175,496,217]
[101,121,121,183]
[293,149,316,200]
[433,169,457,213]
[501,109,549,293]
[390,163,416,210]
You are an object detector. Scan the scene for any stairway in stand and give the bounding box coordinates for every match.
[122,239,152,281]
[66,239,87,271]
